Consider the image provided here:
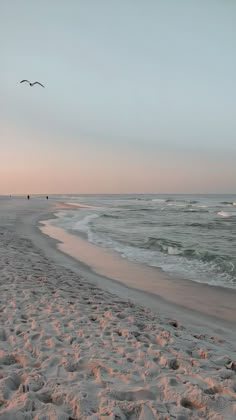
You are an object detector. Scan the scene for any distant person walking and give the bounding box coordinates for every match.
[46,196,48,200]
[27,195,30,200]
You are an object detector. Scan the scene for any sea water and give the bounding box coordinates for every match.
[49,194,236,289]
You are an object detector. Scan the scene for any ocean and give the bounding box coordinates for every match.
[50,194,236,289]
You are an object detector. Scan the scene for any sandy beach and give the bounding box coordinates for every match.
[0,198,236,420]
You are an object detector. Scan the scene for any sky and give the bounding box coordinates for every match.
[1,0,236,194]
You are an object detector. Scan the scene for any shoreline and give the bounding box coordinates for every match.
[0,198,235,419]
[38,206,236,329]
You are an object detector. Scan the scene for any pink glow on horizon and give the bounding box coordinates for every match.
[1,125,235,194]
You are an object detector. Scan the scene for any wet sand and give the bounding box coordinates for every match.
[40,214,236,327]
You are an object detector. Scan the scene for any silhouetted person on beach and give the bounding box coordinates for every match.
[46,196,48,200]
[27,195,30,200]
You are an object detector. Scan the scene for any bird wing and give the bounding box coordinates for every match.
[20,80,30,84]
[32,82,45,88]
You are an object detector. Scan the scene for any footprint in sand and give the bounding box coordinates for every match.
[0,329,7,341]
[1,374,20,392]
[112,389,156,401]
[0,354,17,366]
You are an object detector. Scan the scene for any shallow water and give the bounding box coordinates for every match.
[50,194,236,289]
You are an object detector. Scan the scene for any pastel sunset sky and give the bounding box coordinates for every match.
[1,0,236,194]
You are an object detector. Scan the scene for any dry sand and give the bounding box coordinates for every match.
[0,199,235,419]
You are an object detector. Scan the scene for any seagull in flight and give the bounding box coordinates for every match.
[20,80,45,88]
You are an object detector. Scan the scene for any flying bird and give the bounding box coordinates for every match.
[20,80,45,88]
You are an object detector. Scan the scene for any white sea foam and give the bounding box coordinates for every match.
[167,246,181,255]
[217,211,231,218]
[73,213,100,233]
[167,203,187,207]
